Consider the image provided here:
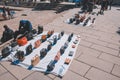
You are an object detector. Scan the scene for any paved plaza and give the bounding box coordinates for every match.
[0,4,120,80]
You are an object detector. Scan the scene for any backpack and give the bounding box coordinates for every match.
[38,25,43,34]
[40,48,47,58]
[1,46,11,58]
[26,44,33,55]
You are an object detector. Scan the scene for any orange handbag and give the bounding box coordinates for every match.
[17,37,28,46]
[34,40,41,48]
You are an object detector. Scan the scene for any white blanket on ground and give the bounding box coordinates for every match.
[0,32,80,77]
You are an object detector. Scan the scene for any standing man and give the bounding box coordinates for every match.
[109,0,113,10]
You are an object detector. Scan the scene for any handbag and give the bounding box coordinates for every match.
[16,51,25,61]
[17,37,28,46]
[38,25,43,34]
[1,47,11,58]
[34,40,41,49]
[41,35,47,42]
[31,54,40,66]
[40,48,47,58]
[26,44,33,55]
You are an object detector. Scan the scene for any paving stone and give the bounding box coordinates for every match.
[23,72,52,80]
[54,70,88,80]
[78,45,101,57]
[75,45,83,59]
[69,60,90,76]
[77,53,114,73]
[85,37,108,46]
[0,64,7,75]
[85,68,120,80]
[99,53,120,65]
[0,62,33,80]
[107,43,119,50]
[112,65,120,77]
[79,40,93,47]
[81,33,100,39]
[0,72,17,80]
[91,44,119,56]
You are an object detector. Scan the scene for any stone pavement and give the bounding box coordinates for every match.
[0,5,120,80]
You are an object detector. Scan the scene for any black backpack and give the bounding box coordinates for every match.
[38,26,43,34]
[26,44,33,55]
[1,47,11,58]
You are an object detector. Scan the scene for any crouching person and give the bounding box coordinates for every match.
[0,25,14,44]
[14,20,33,40]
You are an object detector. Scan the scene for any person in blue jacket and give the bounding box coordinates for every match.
[14,20,33,40]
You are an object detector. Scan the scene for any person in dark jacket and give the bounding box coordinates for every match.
[14,20,33,40]
[109,0,113,10]
[0,25,14,43]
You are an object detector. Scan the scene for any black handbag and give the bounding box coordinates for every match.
[38,25,43,34]
[53,35,57,45]
[16,51,25,61]
[40,48,47,58]
[47,60,55,71]
[47,43,52,51]
[1,47,11,58]
[25,32,33,41]
[26,44,33,55]
[61,31,64,36]
[60,46,65,55]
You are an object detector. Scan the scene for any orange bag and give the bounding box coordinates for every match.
[17,37,28,46]
[34,40,41,48]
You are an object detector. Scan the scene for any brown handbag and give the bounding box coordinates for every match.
[34,40,41,48]
[31,54,40,66]
[41,35,47,42]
